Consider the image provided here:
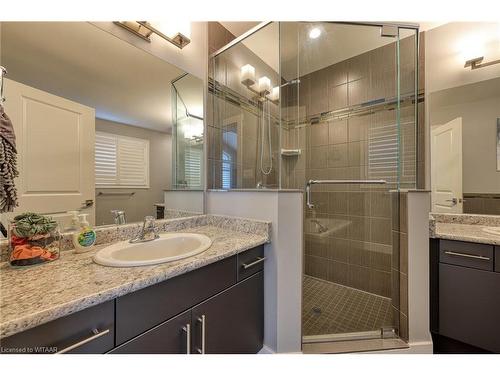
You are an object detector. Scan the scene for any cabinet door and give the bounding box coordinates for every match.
[439,263,500,352]
[109,311,191,354]
[192,271,263,354]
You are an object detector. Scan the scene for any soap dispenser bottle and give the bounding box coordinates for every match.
[73,214,96,253]
[67,210,80,232]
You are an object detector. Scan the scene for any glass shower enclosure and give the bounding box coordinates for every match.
[209,21,419,347]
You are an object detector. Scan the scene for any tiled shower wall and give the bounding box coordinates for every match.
[282,37,418,300]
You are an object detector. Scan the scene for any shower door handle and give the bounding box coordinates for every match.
[305,179,387,209]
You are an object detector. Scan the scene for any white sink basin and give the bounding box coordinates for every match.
[93,233,212,267]
[482,227,500,236]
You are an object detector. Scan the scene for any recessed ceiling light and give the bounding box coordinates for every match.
[309,27,321,39]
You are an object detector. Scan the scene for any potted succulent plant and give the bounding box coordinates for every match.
[9,212,61,267]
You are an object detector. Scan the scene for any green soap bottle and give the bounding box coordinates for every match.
[73,214,96,253]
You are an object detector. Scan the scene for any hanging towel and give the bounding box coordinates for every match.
[0,105,19,212]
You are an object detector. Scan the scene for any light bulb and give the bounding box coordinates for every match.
[309,27,321,39]
[240,64,256,86]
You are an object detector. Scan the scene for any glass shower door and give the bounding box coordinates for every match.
[280,22,418,343]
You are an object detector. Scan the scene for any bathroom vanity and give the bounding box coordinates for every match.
[0,215,270,354]
[429,214,500,353]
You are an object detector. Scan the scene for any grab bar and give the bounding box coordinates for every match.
[305,179,386,209]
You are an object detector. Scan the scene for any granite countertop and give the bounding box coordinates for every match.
[429,213,500,245]
[0,219,270,339]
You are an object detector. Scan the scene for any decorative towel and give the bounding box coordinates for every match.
[0,105,19,212]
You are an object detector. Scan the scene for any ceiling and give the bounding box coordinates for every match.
[0,22,189,133]
[219,22,445,80]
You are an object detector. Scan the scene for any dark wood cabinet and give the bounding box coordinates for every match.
[0,301,114,354]
[430,239,499,353]
[192,271,264,354]
[115,256,236,345]
[439,263,500,352]
[495,246,500,272]
[110,311,192,354]
[1,246,265,355]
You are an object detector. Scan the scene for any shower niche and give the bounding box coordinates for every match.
[208,21,421,350]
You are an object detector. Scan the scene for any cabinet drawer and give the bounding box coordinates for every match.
[439,240,493,271]
[110,310,191,354]
[0,301,114,354]
[116,255,237,345]
[439,263,500,352]
[237,245,265,281]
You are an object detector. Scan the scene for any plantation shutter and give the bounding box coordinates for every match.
[95,132,149,188]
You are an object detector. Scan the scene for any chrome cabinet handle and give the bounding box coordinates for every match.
[196,315,206,354]
[242,256,266,269]
[182,323,191,354]
[444,251,490,261]
[56,328,110,354]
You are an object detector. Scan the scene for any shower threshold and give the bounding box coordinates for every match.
[302,337,409,354]
[303,328,397,344]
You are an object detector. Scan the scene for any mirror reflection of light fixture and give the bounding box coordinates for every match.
[240,64,279,103]
[309,27,321,39]
[267,86,279,102]
[258,76,271,95]
[464,56,500,70]
[115,21,191,49]
[240,64,256,86]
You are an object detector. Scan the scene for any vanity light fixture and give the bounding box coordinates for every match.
[464,56,500,70]
[115,21,191,49]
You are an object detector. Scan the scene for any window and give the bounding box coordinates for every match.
[184,147,203,189]
[368,123,398,185]
[95,132,149,188]
[222,151,232,189]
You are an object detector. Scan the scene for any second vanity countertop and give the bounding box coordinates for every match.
[0,215,271,339]
[430,213,500,246]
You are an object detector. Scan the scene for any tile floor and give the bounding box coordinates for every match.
[302,275,393,337]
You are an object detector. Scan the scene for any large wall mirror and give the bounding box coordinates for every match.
[428,22,500,215]
[0,22,204,232]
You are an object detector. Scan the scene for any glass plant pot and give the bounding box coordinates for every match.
[8,213,61,268]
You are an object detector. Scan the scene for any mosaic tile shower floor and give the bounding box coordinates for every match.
[302,275,393,337]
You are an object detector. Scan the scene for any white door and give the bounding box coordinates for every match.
[3,78,96,224]
[431,117,463,213]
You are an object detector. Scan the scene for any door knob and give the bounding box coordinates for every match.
[81,199,94,208]
[445,198,458,205]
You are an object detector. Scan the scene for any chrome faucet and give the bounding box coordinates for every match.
[111,210,126,225]
[311,219,328,234]
[129,216,159,243]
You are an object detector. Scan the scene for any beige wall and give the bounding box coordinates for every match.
[429,79,500,194]
[425,22,500,191]
[95,118,172,225]
[425,22,500,94]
